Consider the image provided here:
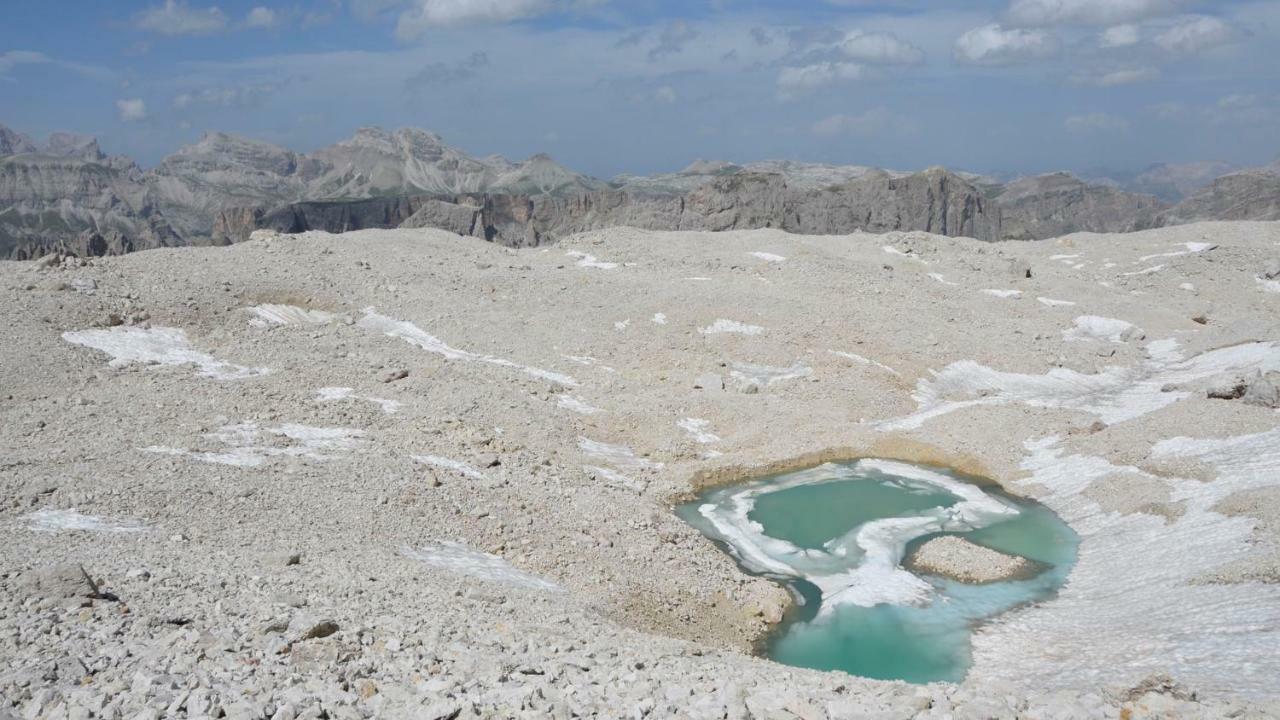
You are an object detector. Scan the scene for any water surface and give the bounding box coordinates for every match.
[677,459,1077,683]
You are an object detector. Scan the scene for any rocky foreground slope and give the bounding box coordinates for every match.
[2,221,1279,718]
[4,121,1278,259]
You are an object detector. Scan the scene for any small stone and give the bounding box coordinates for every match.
[379,369,409,383]
[293,617,339,641]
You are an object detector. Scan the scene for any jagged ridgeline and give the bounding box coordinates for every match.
[2,122,1278,259]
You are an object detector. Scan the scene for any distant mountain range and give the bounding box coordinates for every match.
[2,121,1277,259]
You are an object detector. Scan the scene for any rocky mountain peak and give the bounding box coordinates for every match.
[0,124,40,156]
[45,132,104,161]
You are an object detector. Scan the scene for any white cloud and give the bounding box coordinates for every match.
[654,85,677,104]
[136,0,228,35]
[0,50,51,76]
[840,30,924,66]
[396,0,550,37]
[649,20,699,61]
[245,7,277,28]
[116,98,148,122]
[1064,112,1129,132]
[777,62,865,95]
[812,107,894,137]
[1154,15,1237,54]
[1075,67,1160,86]
[1099,24,1140,47]
[1006,0,1181,27]
[954,24,1059,65]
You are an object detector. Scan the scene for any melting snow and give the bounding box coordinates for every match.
[749,252,787,262]
[143,422,364,467]
[729,361,813,386]
[358,309,577,387]
[878,341,1280,432]
[678,418,721,444]
[1063,315,1139,343]
[1122,264,1165,277]
[927,273,958,286]
[557,395,604,415]
[565,250,618,269]
[316,387,400,414]
[829,350,901,377]
[651,313,668,325]
[402,544,562,592]
[23,509,146,534]
[251,304,344,326]
[700,319,764,336]
[63,327,270,381]
[972,432,1280,696]
[981,289,1022,298]
[1037,297,1077,307]
[412,455,489,481]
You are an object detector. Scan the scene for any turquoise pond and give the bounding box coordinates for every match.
[676,459,1078,684]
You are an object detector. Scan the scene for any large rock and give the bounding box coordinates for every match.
[904,536,1039,583]
[1161,170,1280,224]
[994,173,1165,241]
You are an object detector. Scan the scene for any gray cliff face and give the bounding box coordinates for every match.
[4,120,1278,259]
[1161,171,1280,224]
[144,132,317,239]
[995,173,1166,241]
[0,153,178,260]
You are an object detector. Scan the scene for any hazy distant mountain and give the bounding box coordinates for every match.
[1161,169,1280,225]
[2,120,1277,259]
[995,173,1165,241]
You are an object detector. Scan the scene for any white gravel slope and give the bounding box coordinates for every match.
[2,222,1279,719]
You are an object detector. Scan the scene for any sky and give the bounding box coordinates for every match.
[1,0,1278,179]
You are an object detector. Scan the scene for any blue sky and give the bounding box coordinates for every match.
[2,0,1278,178]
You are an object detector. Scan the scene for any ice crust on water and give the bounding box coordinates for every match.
[970,431,1280,697]
[697,459,1019,613]
[63,327,270,381]
[316,387,400,414]
[357,309,578,387]
[23,509,147,534]
[879,340,1280,432]
[700,319,765,336]
[402,543,562,593]
[143,422,364,467]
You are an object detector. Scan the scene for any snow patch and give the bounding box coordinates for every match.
[651,313,667,325]
[1037,297,1077,307]
[359,309,577,387]
[829,350,901,377]
[63,327,270,381]
[565,250,618,270]
[729,361,812,386]
[927,273,958,286]
[143,422,364,467]
[980,289,1022,298]
[412,455,489,481]
[402,543,562,592]
[251,304,344,326]
[1063,315,1139,343]
[749,252,787,262]
[24,509,146,534]
[700,319,764,336]
[879,341,1280,432]
[316,387,400,414]
[557,395,603,415]
[678,418,721,444]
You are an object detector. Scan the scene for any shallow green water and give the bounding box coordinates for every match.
[677,460,1078,684]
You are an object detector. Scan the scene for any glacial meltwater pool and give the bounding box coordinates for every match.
[677,459,1078,684]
